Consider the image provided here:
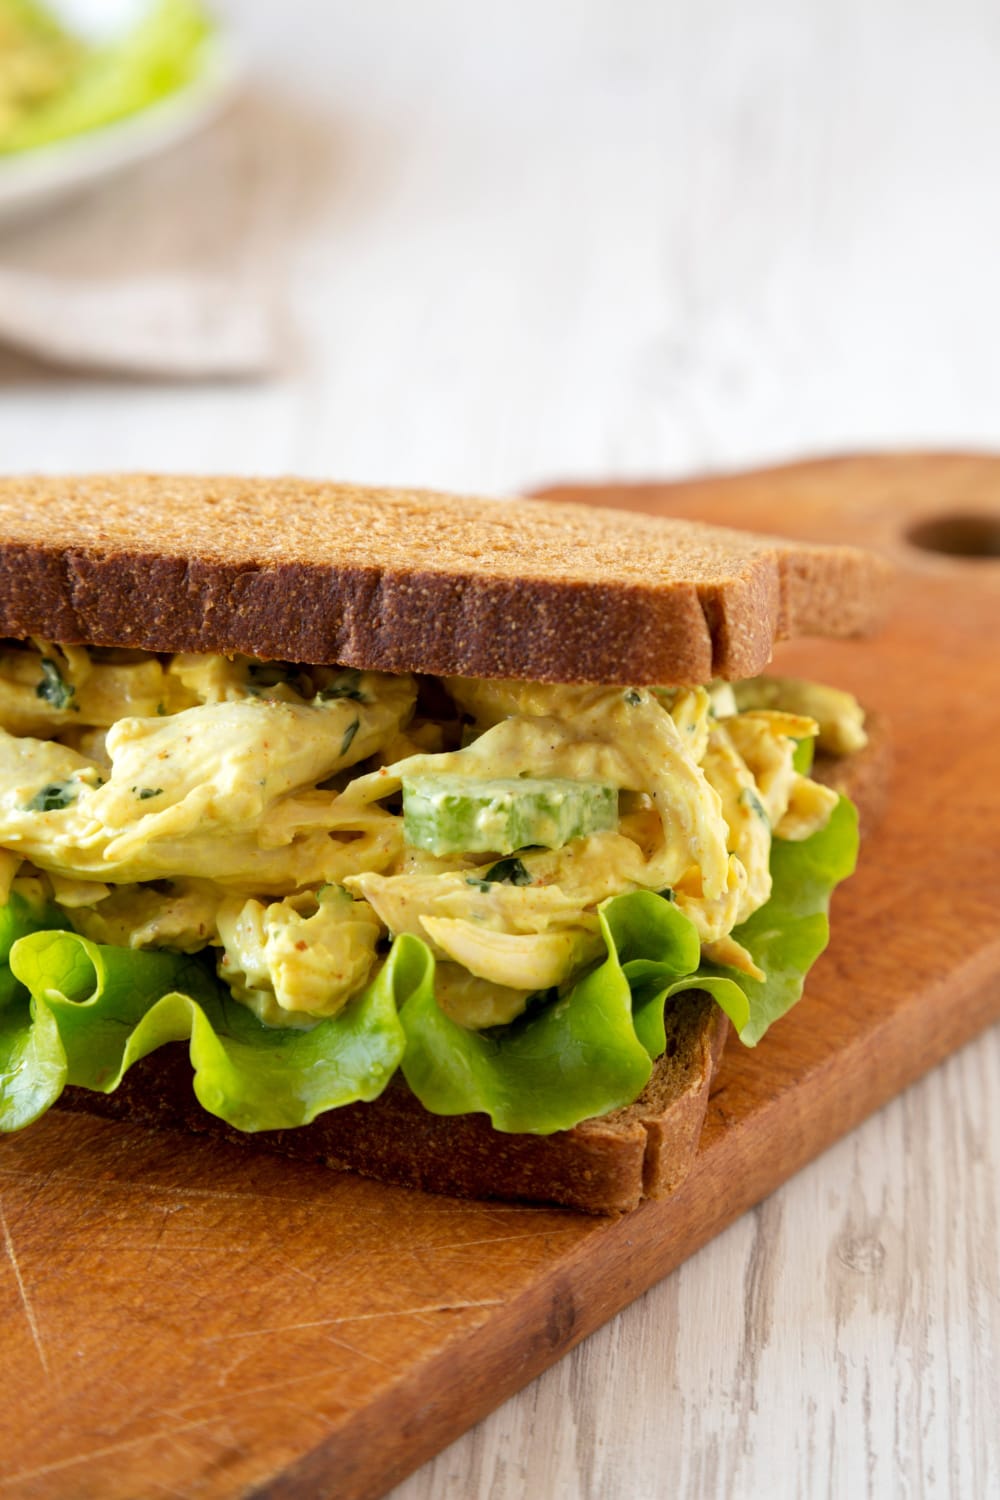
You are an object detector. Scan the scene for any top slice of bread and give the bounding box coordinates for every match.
[0,475,889,683]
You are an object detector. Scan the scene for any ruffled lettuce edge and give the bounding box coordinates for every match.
[0,796,858,1136]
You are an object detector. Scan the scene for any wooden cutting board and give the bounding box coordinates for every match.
[2,454,998,1500]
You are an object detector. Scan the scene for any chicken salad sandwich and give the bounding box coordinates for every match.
[0,475,889,1211]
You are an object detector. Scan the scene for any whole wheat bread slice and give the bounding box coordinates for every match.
[0,475,888,684]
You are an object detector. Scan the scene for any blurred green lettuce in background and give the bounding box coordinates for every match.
[0,0,212,154]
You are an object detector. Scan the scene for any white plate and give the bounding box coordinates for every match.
[0,33,241,224]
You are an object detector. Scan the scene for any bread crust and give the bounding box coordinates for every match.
[0,475,889,684]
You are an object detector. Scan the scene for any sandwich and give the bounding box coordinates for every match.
[0,475,889,1213]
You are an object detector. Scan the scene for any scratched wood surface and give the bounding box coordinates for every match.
[0,455,998,1500]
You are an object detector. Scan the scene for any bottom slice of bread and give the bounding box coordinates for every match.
[60,992,729,1216]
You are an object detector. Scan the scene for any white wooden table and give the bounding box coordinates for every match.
[0,3,997,1496]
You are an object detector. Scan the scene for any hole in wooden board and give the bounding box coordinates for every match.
[906,512,1000,558]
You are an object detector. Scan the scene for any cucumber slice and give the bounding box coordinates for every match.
[402,776,618,856]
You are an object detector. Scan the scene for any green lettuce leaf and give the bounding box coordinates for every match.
[0,890,73,1128]
[0,797,858,1136]
[1,926,409,1132]
[792,736,815,774]
[399,893,706,1134]
[696,794,859,1045]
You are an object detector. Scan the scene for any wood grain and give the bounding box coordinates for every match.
[396,1026,1000,1500]
[0,455,998,1500]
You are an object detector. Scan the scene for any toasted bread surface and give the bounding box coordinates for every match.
[0,475,887,683]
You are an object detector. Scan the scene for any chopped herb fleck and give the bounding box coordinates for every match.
[27,781,76,812]
[156,702,167,716]
[135,787,164,801]
[319,669,366,704]
[466,858,534,890]
[35,657,77,712]
[740,786,770,824]
[247,661,294,689]
[483,857,533,886]
[340,717,361,757]
[624,689,642,706]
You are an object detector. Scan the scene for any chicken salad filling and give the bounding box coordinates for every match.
[0,641,864,1135]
